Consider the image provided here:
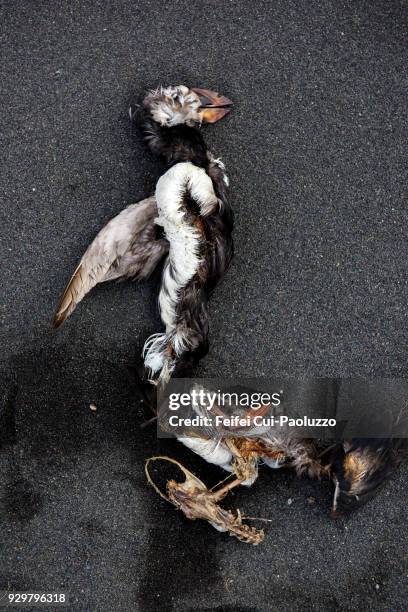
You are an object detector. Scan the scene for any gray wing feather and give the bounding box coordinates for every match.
[53,196,168,328]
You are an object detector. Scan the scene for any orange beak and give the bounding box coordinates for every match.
[191,87,233,123]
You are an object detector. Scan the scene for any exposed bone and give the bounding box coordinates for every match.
[145,456,265,545]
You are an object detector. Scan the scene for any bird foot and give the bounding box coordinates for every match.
[145,456,264,545]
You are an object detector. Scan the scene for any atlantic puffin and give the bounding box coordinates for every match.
[52,88,406,543]
[53,85,233,385]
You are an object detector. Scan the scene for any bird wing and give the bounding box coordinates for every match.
[53,196,168,328]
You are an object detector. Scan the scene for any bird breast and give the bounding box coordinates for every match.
[154,162,219,331]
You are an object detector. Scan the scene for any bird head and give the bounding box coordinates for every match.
[141,85,232,127]
[329,441,400,517]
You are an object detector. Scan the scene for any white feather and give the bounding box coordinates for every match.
[178,436,233,467]
[143,333,167,376]
[143,163,219,380]
[147,86,202,126]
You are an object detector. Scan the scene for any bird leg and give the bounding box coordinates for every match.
[145,456,265,545]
